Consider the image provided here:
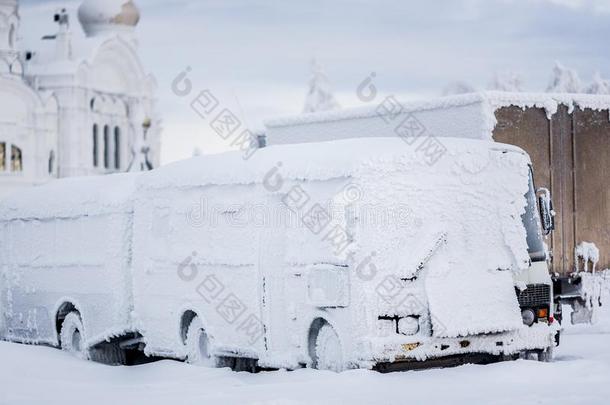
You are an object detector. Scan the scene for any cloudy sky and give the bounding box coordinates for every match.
[19,0,610,164]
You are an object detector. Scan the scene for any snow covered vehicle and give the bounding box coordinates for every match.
[0,137,558,370]
[0,175,140,363]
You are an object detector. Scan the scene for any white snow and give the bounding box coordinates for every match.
[265,91,610,146]
[0,173,138,220]
[575,241,600,274]
[0,294,608,405]
[1,137,552,370]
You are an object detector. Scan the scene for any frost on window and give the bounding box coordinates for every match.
[0,142,5,171]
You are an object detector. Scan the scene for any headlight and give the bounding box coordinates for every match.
[398,316,420,336]
[521,309,536,326]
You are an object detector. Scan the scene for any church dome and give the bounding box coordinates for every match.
[78,0,140,37]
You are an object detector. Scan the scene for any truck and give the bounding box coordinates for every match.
[0,137,558,370]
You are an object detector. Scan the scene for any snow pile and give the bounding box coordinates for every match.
[3,332,610,405]
[580,272,603,310]
[302,59,340,114]
[565,270,610,333]
[546,62,582,93]
[575,241,600,274]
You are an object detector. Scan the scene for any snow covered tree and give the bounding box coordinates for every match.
[303,59,341,113]
[546,62,582,93]
[489,71,524,92]
[585,72,610,95]
[442,81,476,96]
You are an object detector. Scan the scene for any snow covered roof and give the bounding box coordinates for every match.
[266,93,483,129]
[0,172,138,220]
[0,137,527,226]
[264,91,610,147]
[137,137,526,191]
[484,91,610,118]
[266,91,610,129]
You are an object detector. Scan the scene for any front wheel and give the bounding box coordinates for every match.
[538,346,554,362]
[59,312,89,360]
[314,324,345,372]
[185,316,217,367]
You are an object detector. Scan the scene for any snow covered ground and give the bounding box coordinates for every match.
[1,292,609,405]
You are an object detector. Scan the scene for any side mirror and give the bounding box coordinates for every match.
[537,187,555,235]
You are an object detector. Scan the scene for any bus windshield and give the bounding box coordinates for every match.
[522,168,547,263]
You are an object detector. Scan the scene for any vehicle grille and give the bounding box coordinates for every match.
[516,284,550,307]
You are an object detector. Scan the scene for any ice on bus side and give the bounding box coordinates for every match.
[0,137,557,369]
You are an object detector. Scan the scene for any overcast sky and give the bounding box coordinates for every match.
[18,0,610,164]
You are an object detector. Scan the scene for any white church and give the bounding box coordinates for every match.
[0,0,160,198]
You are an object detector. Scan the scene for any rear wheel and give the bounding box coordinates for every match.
[314,324,344,372]
[185,316,216,367]
[60,312,89,360]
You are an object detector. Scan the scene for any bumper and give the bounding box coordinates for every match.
[358,323,558,369]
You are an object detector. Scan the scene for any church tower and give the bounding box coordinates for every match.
[78,0,140,40]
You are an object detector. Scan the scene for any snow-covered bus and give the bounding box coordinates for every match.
[0,137,558,370]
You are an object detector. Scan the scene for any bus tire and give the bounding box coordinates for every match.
[185,316,216,367]
[89,342,127,366]
[59,312,89,360]
[538,346,554,362]
[313,323,344,372]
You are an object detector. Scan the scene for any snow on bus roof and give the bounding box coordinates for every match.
[0,138,525,220]
[265,91,610,128]
[0,172,138,221]
[138,137,525,190]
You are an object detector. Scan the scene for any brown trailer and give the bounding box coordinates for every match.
[492,101,610,276]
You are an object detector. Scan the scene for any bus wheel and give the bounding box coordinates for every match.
[314,324,344,372]
[185,316,216,367]
[60,312,89,360]
[538,346,554,362]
